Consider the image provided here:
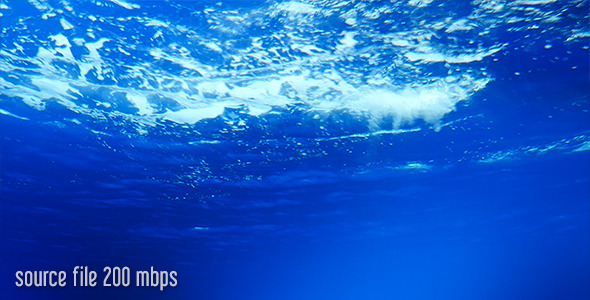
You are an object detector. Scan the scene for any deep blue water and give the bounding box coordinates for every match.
[1,0,589,299]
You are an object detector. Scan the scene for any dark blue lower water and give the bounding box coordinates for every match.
[1,105,589,299]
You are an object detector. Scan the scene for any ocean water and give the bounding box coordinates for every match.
[0,0,589,299]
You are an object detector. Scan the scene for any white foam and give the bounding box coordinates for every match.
[390,39,411,47]
[275,1,319,14]
[189,140,221,145]
[573,141,590,152]
[28,0,51,12]
[315,128,421,141]
[396,162,432,171]
[567,31,590,42]
[72,38,85,46]
[144,19,169,27]
[0,108,29,120]
[313,79,487,128]
[291,44,326,55]
[405,46,503,63]
[246,104,273,116]
[408,0,433,8]
[60,18,74,30]
[85,38,110,59]
[109,0,140,10]
[150,49,211,77]
[2,0,530,135]
[77,38,110,80]
[337,32,357,51]
[513,0,557,5]
[31,77,77,105]
[203,42,223,53]
[345,18,357,26]
[446,19,474,33]
[126,93,154,115]
[164,102,229,124]
[48,34,74,60]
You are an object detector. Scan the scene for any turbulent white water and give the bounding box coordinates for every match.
[1,0,585,135]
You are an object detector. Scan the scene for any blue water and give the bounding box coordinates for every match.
[1,0,589,299]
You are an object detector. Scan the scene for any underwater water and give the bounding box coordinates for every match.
[0,0,589,299]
